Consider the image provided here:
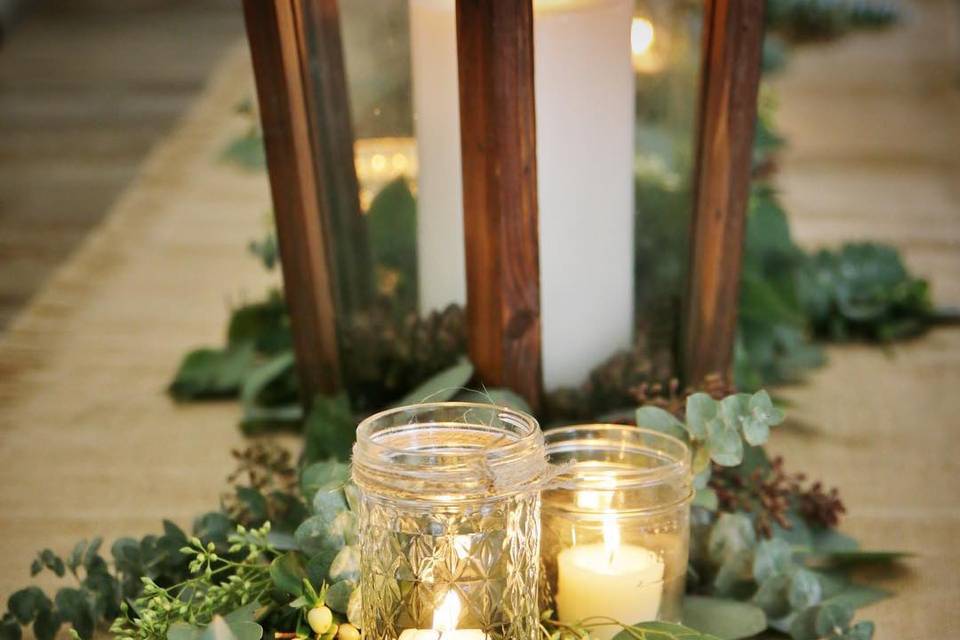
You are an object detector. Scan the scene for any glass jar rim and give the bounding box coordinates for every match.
[544,423,692,493]
[352,402,548,501]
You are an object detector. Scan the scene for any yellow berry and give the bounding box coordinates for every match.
[307,607,333,634]
[322,624,339,640]
[338,624,360,640]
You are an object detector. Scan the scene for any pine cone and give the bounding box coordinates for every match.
[341,300,467,411]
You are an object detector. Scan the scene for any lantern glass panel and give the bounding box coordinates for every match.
[299,0,705,409]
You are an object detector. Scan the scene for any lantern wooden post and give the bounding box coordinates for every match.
[456,0,543,409]
[683,0,765,385]
[242,0,356,398]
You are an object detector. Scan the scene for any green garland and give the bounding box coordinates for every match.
[1,384,908,640]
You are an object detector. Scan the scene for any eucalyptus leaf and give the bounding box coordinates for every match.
[806,550,912,567]
[240,351,297,407]
[221,131,266,171]
[693,466,712,490]
[692,443,712,474]
[810,528,859,553]
[713,550,754,596]
[168,622,202,640]
[788,569,823,610]
[367,177,418,308]
[681,596,766,639]
[313,490,348,524]
[636,406,688,441]
[0,614,22,640]
[685,393,719,440]
[397,359,474,405]
[223,601,261,625]
[329,545,360,583]
[820,580,891,611]
[753,538,793,583]
[168,343,257,401]
[846,620,875,640]
[753,573,791,618]
[613,620,721,640]
[325,580,355,614]
[692,489,718,511]
[302,393,356,463]
[300,460,351,504]
[708,514,756,565]
[270,553,307,597]
[706,418,743,466]
[456,388,532,413]
[32,608,60,640]
[787,606,819,640]
[331,511,358,546]
[295,516,345,560]
[815,602,854,637]
[8,588,48,625]
[199,617,238,640]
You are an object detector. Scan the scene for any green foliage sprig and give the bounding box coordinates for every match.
[110,524,276,640]
[799,242,934,342]
[540,611,721,640]
[766,0,899,44]
[1,513,239,640]
[636,390,785,487]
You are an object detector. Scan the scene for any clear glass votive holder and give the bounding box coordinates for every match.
[352,403,549,640]
[540,425,693,640]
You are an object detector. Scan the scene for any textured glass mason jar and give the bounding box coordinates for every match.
[352,403,548,640]
[540,425,692,639]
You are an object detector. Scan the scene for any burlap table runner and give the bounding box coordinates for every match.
[1,19,959,638]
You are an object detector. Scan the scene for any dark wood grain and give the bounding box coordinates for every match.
[683,0,765,385]
[242,0,341,397]
[456,0,542,409]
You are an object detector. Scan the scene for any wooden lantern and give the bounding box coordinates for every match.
[241,0,764,411]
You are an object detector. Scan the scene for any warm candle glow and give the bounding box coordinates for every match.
[631,17,655,56]
[602,514,620,565]
[433,590,461,632]
[631,16,664,74]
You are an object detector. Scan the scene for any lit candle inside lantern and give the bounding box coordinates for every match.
[630,16,664,74]
[410,0,635,389]
[397,590,488,640]
[555,488,665,640]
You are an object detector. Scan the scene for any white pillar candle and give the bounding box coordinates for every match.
[555,517,664,640]
[410,0,465,315]
[410,0,635,389]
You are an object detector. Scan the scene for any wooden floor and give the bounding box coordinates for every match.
[0,0,243,329]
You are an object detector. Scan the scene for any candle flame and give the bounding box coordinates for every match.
[433,590,461,632]
[631,17,655,57]
[602,513,620,566]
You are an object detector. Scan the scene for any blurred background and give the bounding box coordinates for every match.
[0,0,958,637]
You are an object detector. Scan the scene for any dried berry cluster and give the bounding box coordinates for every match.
[342,302,467,410]
[222,441,299,525]
[631,373,735,418]
[710,455,846,538]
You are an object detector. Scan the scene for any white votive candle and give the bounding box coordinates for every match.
[555,518,664,640]
[398,590,489,640]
